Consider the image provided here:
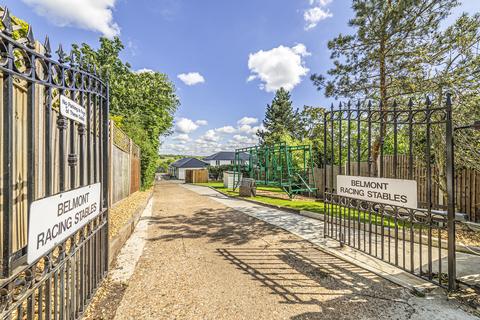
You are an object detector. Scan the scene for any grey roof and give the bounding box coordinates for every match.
[170,157,208,168]
[203,151,249,161]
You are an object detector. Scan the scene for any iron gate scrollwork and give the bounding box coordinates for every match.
[323,96,457,290]
[0,6,109,319]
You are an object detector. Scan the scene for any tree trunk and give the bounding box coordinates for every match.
[371,35,388,176]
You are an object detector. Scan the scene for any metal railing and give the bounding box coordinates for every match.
[323,97,457,290]
[0,6,109,319]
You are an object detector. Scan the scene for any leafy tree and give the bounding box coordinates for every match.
[298,106,326,167]
[11,16,28,39]
[421,13,480,192]
[71,37,179,188]
[208,164,235,181]
[310,0,459,164]
[157,155,185,173]
[257,88,300,144]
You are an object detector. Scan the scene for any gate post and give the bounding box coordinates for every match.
[323,111,327,237]
[103,80,110,273]
[445,93,457,291]
[1,21,14,277]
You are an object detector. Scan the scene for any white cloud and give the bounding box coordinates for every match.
[177,72,205,86]
[202,129,219,142]
[304,7,332,30]
[215,126,237,134]
[135,68,155,74]
[195,120,208,126]
[173,134,190,142]
[238,124,263,135]
[304,0,333,30]
[237,117,258,126]
[232,134,259,146]
[161,119,264,156]
[292,44,311,57]
[238,124,253,134]
[247,44,310,92]
[175,118,199,134]
[22,0,120,38]
[309,0,332,6]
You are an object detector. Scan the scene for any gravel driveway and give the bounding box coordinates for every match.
[88,181,478,320]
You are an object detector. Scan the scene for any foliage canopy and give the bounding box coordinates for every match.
[71,37,179,188]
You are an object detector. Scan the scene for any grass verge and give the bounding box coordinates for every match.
[194,181,396,228]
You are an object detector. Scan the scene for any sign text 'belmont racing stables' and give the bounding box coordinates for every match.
[27,183,101,263]
[336,175,418,209]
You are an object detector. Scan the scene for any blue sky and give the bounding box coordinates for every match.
[5,0,480,155]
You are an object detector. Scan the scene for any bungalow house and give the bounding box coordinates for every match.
[168,157,209,180]
[203,151,250,167]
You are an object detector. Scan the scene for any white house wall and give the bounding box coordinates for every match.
[208,160,249,167]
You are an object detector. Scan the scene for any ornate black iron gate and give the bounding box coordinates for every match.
[323,96,457,290]
[0,7,109,319]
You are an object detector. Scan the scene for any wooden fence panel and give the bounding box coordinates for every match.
[12,81,28,253]
[109,121,141,205]
[111,144,131,204]
[130,143,140,194]
[185,169,208,184]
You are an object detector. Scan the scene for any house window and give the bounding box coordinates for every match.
[231,160,234,164]
[216,160,220,166]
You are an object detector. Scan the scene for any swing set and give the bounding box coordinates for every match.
[233,142,317,198]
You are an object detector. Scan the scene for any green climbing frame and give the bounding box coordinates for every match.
[233,142,317,198]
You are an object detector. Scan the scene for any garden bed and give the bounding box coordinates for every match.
[109,189,153,239]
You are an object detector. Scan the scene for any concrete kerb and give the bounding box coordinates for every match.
[109,192,154,265]
[197,184,440,294]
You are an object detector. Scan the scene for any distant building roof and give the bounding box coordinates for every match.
[170,157,209,168]
[203,151,249,161]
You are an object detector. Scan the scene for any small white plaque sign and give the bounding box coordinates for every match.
[60,95,86,125]
[336,175,417,209]
[27,183,101,263]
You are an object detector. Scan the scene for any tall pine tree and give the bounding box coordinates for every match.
[257,88,299,145]
[310,0,459,162]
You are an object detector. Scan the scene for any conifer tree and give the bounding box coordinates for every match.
[310,0,459,163]
[257,88,299,145]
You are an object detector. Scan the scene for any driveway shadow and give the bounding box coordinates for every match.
[217,247,415,320]
[145,207,285,246]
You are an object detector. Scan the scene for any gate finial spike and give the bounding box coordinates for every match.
[26,25,35,48]
[367,100,372,110]
[78,54,84,69]
[57,44,66,63]
[1,7,13,35]
[338,102,342,111]
[446,92,452,107]
[44,35,51,57]
[69,50,77,67]
[408,97,414,109]
[425,95,432,107]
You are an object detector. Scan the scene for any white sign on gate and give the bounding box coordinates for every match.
[27,183,101,264]
[336,175,417,209]
[60,95,86,125]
